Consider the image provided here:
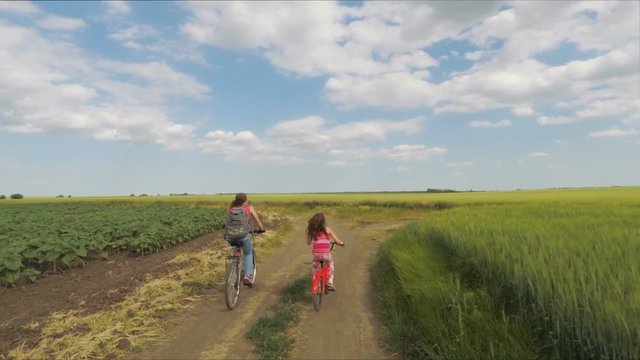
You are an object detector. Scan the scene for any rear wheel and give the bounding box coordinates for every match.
[225,258,242,310]
[313,277,323,311]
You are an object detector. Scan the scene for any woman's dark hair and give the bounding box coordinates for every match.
[230,192,247,208]
[307,213,326,241]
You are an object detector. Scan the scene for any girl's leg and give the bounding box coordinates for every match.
[312,253,321,278]
[325,253,335,287]
[241,234,254,278]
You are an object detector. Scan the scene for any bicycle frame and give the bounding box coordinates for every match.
[311,242,337,311]
[312,261,329,295]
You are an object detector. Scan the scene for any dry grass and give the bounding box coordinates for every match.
[9,212,291,359]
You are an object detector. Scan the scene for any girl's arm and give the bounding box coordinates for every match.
[249,206,265,230]
[326,226,345,246]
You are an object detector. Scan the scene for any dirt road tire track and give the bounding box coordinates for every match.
[135,218,394,360]
[290,220,392,360]
[132,222,311,360]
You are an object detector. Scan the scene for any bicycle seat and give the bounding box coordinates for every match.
[228,240,244,247]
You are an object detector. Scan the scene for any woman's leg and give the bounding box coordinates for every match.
[241,234,253,278]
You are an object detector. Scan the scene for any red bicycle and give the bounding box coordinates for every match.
[312,242,343,311]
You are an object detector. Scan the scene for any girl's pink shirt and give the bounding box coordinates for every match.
[312,231,331,254]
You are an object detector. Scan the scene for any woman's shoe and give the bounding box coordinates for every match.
[327,284,336,292]
[243,274,253,286]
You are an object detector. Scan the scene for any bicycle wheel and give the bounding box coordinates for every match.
[225,258,242,310]
[313,276,323,311]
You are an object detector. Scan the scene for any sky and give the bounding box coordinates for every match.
[0,1,638,196]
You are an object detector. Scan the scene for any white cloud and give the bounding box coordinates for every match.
[0,1,39,14]
[326,73,440,109]
[464,50,483,61]
[198,116,434,165]
[330,117,423,142]
[588,128,638,138]
[37,15,86,31]
[108,24,158,42]
[511,105,536,117]
[107,24,205,63]
[624,114,640,125]
[469,119,512,128]
[528,152,549,157]
[327,160,348,168]
[447,161,473,168]
[537,116,580,125]
[0,20,209,150]
[105,0,131,15]
[386,144,447,161]
[179,0,640,121]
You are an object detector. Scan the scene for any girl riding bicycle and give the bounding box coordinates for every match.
[306,213,344,291]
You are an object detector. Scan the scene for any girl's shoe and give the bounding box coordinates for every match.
[327,284,336,292]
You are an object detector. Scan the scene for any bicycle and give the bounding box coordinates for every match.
[225,229,264,310]
[312,242,343,311]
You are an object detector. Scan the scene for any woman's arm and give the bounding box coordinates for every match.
[326,226,345,246]
[250,206,265,230]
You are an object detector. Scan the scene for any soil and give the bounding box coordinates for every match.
[0,230,226,356]
[131,218,397,360]
[1,216,399,360]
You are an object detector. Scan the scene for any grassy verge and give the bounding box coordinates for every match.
[374,199,640,359]
[372,224,538,360]
[246,276,310,360]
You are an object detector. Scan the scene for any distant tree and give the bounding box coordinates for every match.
[56,194,64,198]
[0,195,6,199]
[139,193,148,197]
[10,194,24,199]
[130,194,136,197]
[68,195,72,198]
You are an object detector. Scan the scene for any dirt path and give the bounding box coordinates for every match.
[290,220,393,360]
[133,218,394,360]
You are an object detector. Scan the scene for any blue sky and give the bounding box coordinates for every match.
[0,1,638,196]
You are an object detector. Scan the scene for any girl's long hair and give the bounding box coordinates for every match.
[230,192,247,208]
[306,213,326,241]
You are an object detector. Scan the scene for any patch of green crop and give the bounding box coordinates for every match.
[376,198,640,359]
[0,203,226,286]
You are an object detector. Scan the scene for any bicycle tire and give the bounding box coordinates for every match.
[313,277,323,311]
[225,258,241,310]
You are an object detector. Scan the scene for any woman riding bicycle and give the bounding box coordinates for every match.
[306,213,345,291]
[226,193,264,285]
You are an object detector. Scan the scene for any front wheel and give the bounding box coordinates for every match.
[225,258,242,310]
[313,277,323,311]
